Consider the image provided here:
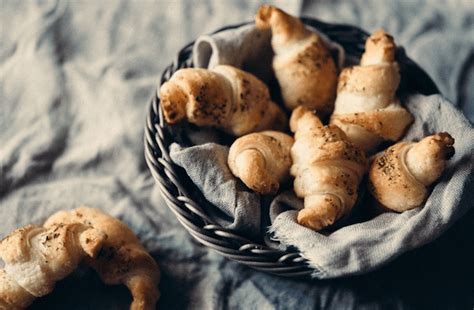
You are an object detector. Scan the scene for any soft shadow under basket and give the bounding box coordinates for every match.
[144,18,439,278]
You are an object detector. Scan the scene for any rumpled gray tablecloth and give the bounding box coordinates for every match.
[1,0,473,309]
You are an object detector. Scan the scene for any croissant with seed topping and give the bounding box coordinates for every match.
[228,130,294,194]
[256,5,338,116]
[0,223,106,310]
[369,133,455,212]
[290,106,367,231]
[331,29,413,153]
[159,65,287,136]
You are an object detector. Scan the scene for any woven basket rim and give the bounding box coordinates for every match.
[144,18,439,279]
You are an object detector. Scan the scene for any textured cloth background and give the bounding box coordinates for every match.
[1,0,473,309]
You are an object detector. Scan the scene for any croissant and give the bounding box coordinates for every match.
[330,29,413,153]
[44,207,160,310]
[369,133,455,212]
[290,107,367,231]
[228,130,294,194]
[159,65,287,136]
[255,5,338,115]
[0,223,106,309]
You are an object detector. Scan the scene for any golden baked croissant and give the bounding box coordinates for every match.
[159,65,287,136]
[44,207,160,310]
[330,29,413,153]
[369,133,455,212]
[290,107,367,231]
[0,223,106,310]
[255,5,338,115]
[228,130,294,194]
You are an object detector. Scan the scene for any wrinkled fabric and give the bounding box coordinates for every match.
[169,143,262,239]
[1,0,473,309]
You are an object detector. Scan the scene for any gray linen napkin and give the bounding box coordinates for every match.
[169,23,474,278]
[170,143,262,239]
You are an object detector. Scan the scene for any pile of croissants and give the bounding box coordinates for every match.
[160,5,455,232]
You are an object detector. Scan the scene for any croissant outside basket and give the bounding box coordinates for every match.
[144,18,439,279]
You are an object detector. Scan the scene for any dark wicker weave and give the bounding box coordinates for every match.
[144,18,439,278]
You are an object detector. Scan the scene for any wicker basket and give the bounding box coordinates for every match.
[144,18,439,278]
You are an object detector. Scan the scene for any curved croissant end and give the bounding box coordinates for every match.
[159,65,287,136]
[360,29,397,65]
[289,106,323,134]
[297,194,344,231]
[228,131,294,194]
[159,78,189,124]
[369,132,455,212]
[255,5,309,45]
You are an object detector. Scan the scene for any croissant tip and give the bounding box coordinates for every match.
[361,29,397,65]
[255,4,276,28]
[433,132,455,144]
[159,82,187,124]
[445,146,455,160]
[293,105,316,117]
[297,206,337,231]
[297,216,323,231]
[370,29,394,41]
[258,4,275,12]
[289,106,307,131]
[427,132,455,160]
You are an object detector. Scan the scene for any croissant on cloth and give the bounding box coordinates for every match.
[255,5,338,116]
[228,130,294,194]
[0,223,106,310]
[369,133,455,212]
[290,107,367,231]
[159,65,287,136]
[330,29,413,153]
[44,207,160,310]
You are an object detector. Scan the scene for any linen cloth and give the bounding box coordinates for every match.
[170,142,262,239]
[1,0,473,308]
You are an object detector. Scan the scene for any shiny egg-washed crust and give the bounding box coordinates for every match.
[369,133,455,212]
[290,106,367,231]
[0,223,106,309]
[44,207,160,310]
[159,65,287,137]
[330,29,413,153]
[228,130,294,194]
[255,5,338,116]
